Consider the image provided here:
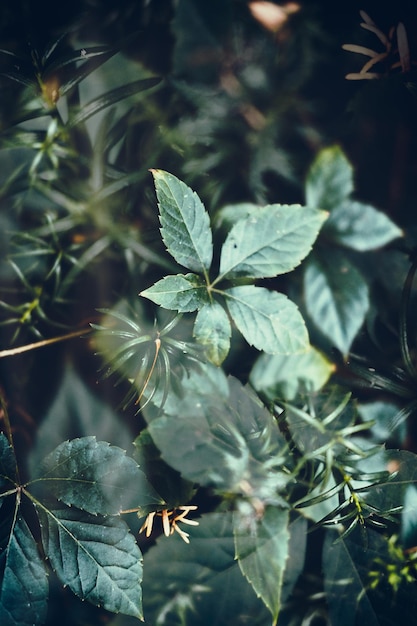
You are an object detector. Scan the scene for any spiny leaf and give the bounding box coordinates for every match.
[36,506,143,620]
[225,285,309,355]
[140,273,209,312]
[151,170,213,274]
[219,204,327,280]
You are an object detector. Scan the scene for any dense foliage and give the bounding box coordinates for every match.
[1,1,417,625]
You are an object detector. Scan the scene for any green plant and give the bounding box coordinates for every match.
[2,3,417,626]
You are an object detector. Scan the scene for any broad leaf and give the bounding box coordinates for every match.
[147,375,290,504]
[143,512,270,626]
[0,514,48,626]
[215,202,261,230]
[33,437,163,515]
[306,145,353,211]
[193,301,231,365]
[219,204,327,279]
[225,285,309,354]
[234,506,290,624]
[323,528,417,626]
[304,250,369,354]
[151,170,213,273]
[140,273,209,312]
[325,201,403,251]
[37,506,143,620]
[0,434,17,492]
[250,346,334,402]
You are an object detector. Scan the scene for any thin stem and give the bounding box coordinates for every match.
[399,254,417,379]
[0,328,90,358]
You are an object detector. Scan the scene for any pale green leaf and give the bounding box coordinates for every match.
[219,204,327,279]
[151,170,213,273]
[0,516,48,626]
[304,250,369,354]
[214,202,261,230]
[225,285,309,354]
[193,301,231,365]
[250,346,334,401]
[234,506,290,624]
[140,273,209,312]
[33,436,163,516]
[325,201,403,251]
[147,376,289,503]
[37,506,143,619]
[306,145,354,210]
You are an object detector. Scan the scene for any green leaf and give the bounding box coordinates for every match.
[68,77,161,127]
[0,434,17,492]
[306,145,354,211]
[147,375,289,503]
[304,250,369,354]
[219,204,327,279]
[143,512,270,626]
[323,528,417,625]
[140,273,209,312]
[225,285,309,354]
[234,506,290,624]
[151,170,213,274]
[0,515,48,626]
[193,301,231,365]
[325,201,403,251]
[37,506,143,620]
[33,437,163,516]
[214,202,261,230]
[250,346,334,402]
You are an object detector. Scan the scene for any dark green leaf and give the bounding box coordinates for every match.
[151,170,213,274]
[193,301,231,365]
[140,273,209,312]
[250,347,334,402]
[37,506,143,619]
[304,250,369,354]
[234,506,290,624]
[219,204,327,279]
[0,434,17,493]
[225,285,309,354]
[0,515,48,626]
[33,437,163,515]
[68,77,161,127]
[143,512,270,626]
[325,201,403,251]
[305,145,353,211]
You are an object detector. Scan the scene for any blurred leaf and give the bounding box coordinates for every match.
[32,436,163,516]
[193,300,231,365]
[0,514,48,626]
[306,145,353,211]
[140,273,209,312]
[36,506,143,619]
[325,201,403,251]
[151,170,213,274]
[214,202,261,230]
[250,346,334,402]
[68,76,161,127]
[401,485,417,549]
[0,433,17,490]
[304,250,369,354]
[143,512,271,626]
[234,506,290,624]
[225,285,309,355]
[219,205,327,280]
[323,528,417,626]
[146,375,289,503]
